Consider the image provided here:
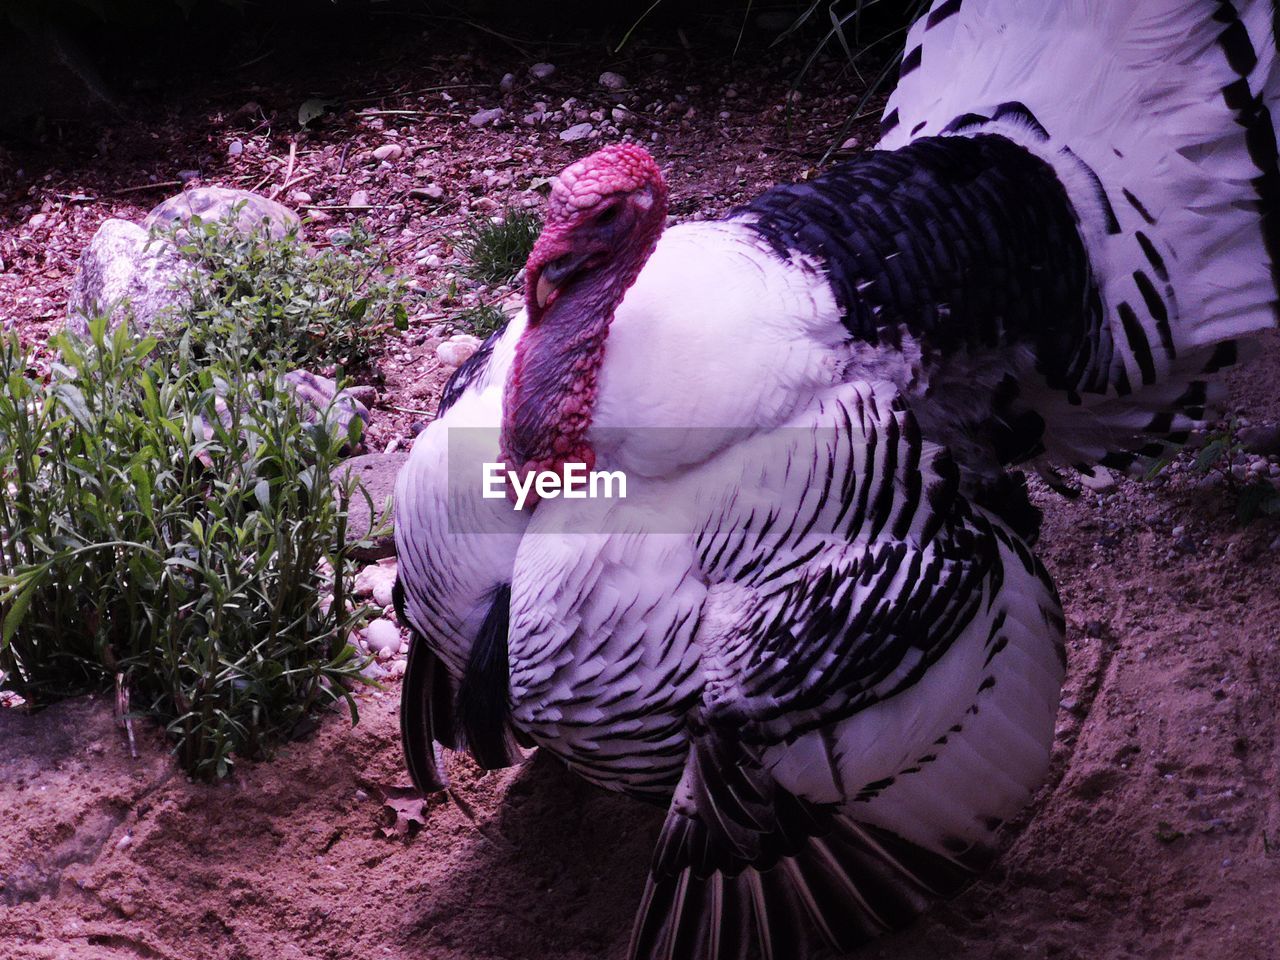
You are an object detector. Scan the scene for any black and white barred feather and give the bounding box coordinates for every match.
[503,381,1064,960]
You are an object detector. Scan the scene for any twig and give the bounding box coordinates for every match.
[346,82,486,105]
[269,139,298,201]
[387,404,437,418]
[111,180,184,196]
[248,168,276,194]
[115,673,138,760]
[357,110,463,119]
[300,204,397,212]
[276,170,316,195]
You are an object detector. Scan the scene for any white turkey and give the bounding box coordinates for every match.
[395,2,1279,957]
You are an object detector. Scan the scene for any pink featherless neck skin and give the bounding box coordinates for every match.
[499,145,669,503]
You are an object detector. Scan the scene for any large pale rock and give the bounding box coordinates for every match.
[65,219,191,337]
[333,452,408,561]
[67,188,300,338]
[144,187,300,239]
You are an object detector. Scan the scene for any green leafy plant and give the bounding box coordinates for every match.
[457,207,542,285]
[452,302,509,340]
[0,320,374,779]
[1187,421,1280,525]
[169,214,408,371]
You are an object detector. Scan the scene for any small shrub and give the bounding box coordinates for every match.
[170,215,408,370]
[0,320,373,779]
[457,207,541,285]
[1186,422,1280,524]
[452,302,509,340]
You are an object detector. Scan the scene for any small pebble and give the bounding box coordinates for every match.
[499,72,516,93]
[436,335,482,367]
[363,618,401,657]
[530,62,556,79]
[469,107,505,127]
[372,143,404,162]
[228,139,244,157]
[349,190,371,207]
[27,213,47,229]
[560,122,594,143]
[599,71,628,90]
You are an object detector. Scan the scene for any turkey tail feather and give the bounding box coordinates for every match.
[629,812,981,960]
[882,0,1280,474]
[398,618,451,792]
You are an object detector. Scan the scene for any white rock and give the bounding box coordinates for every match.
[349,190,371,207]
[469,107,505,127]
[363,618,402,657]
[500,72,516,93]
[28,213,47,229]
[1079,466,1118,493]
[387,659,408,678]
[228,140,244,157]
[372,143,404,162]
[353,560,398,606]
[530,62,556,80]
[560,122,594,143]
[599,71,628,90]
[436,334,482,367]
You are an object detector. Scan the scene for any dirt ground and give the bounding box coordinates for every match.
[2,17,1279,960]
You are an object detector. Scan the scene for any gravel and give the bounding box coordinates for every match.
[469,107,505,128]
[560,122,594,142]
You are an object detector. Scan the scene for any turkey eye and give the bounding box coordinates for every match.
[594,204,620,226]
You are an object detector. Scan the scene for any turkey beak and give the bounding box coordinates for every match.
[534,252,587,311]
[535,272,557,310]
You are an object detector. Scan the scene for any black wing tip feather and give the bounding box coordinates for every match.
[400,630,449,794]
[630,809,981,960]
[455,582,521,770]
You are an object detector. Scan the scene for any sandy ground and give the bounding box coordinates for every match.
[2,18,1279,960]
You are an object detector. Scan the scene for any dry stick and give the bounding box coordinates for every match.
[269,139,298,201]
[346,82,485,105]
[276,170,316,195]
[356,110,465,119]
[387,404,437,418]
[299,204,397,212]
[115,673,139,760]
[248,164,278,195]
[111,180,184,196]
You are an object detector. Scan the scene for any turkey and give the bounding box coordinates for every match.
[396,1,1279,957]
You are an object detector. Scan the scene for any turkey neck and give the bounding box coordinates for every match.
[501,239,658,482]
